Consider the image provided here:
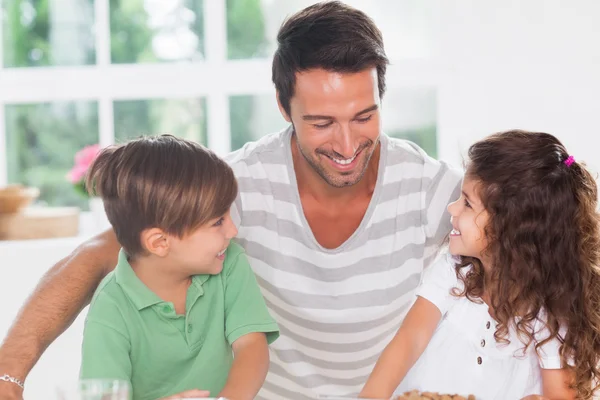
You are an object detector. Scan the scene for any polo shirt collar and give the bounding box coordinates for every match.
[115,249,211,311]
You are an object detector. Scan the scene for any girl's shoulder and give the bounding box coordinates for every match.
[424,253,466,287]
[417,253,468,315]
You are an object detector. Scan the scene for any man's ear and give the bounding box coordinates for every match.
[140,227,170,257]
[276,91,292,123]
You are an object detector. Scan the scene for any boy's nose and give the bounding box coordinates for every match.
[227,219,239,239]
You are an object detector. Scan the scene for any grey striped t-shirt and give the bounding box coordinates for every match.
[225,127,462,400]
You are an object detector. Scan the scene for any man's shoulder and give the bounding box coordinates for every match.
[385,135,443,167]
[384,135,462,182]
[223,128,290,169]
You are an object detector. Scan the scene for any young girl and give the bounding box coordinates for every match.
[360,130,600,400]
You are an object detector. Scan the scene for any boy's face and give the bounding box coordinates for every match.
[168,209,238,275]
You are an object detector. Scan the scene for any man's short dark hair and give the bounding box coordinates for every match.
[272,1,389,116]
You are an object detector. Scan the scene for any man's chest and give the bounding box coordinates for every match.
[301,197,371,249]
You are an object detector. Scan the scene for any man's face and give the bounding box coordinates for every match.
[281,68,382,188]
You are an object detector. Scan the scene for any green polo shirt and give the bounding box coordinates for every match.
[80,242,279,400]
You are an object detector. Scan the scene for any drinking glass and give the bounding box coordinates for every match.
[56,379,130,400]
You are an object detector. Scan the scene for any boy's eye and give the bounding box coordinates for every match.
[213,217,224,226]
[356,115,373,123]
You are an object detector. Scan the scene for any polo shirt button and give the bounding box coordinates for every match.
[481,339,486,347]
[162,305,172,313]
[187,324,193,333]
[486,321,491,329]
[477,356,483,365]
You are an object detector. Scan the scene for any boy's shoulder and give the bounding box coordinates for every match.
[88,270,131,321]
[225,240,245,257]
[222,241,248,274]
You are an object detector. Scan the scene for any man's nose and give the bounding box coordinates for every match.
[332,125,358,159]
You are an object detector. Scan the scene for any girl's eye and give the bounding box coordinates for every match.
[464,198,472,209]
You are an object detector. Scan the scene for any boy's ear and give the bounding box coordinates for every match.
[140,227,170,257]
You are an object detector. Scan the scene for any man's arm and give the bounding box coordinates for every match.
[0,229,120,398]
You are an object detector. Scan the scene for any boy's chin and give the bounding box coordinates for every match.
[208,261,224,275]
[193,262,223,276]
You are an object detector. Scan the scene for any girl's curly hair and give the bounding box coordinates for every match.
[454,130,600,398]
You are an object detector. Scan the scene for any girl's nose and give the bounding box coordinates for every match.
[447,199,459,216]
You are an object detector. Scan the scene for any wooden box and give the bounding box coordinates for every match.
[0,207,80,240]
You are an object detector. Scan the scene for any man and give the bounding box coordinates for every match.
[0,2,461,399]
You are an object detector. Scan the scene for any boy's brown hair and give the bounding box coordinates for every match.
[86,134,238,257]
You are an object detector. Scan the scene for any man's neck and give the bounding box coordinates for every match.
[291,135,380,204]
[129,256,192,307]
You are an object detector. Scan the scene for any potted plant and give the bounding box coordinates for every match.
[67,144,109,230]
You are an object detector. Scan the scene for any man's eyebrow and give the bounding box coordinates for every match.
[302,114,333,121]
[353,104,378,118]
[302,104,379,121]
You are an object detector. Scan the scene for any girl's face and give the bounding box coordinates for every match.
[447,176,490,264]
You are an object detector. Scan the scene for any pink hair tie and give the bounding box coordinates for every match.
[564,155,575,167]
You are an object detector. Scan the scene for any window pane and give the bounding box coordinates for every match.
[230,89,437,157]
[226,0,437,60]
[113,98,207,145]
[5,102,99,209]
[110,0,204,63]
[383,87,437,158]
[226,0,268,59]
[229,94,287,151]
[2,0,96,67]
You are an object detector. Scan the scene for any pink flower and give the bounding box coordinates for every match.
[67,144,101,184]
[67,164,89,184]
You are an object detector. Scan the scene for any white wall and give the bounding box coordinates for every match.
[437,0,600,175]
[0,238,89,399]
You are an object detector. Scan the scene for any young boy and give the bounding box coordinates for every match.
[79,135,279,400]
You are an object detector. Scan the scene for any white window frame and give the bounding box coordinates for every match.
[0,0,439,187]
